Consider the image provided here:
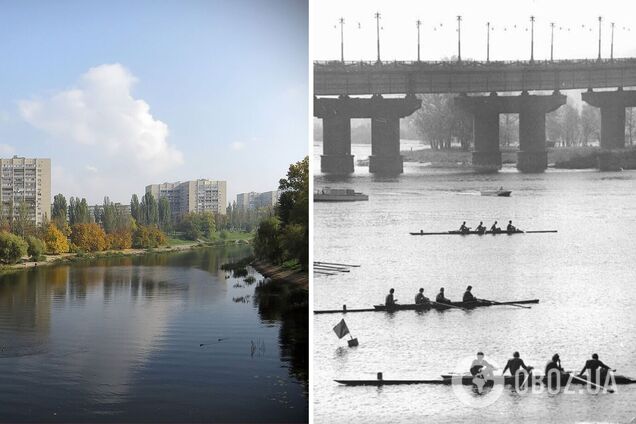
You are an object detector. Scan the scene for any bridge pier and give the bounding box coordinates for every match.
[369,94,421,174]
[314,96,355,174]
[517,91,566,172]
[582,89,636,171]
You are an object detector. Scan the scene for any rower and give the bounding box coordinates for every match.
[545,353,566,386]
[502,352,532,386]
[490,221,500,233]
[459,221,470,234]
[462,285,476,302]
[578,353,615,384]
[545,353,564,375]
[475,221,486,233]
[470,352,495,380]
[415,288,429,305]
[506,220,517,232]
[385,288,397,307]
[435,287,451,304]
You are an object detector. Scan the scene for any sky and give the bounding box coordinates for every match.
[0,0,308,205]
[314,0,636,62]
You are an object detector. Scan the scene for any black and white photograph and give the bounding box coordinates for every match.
[312,0,636,422]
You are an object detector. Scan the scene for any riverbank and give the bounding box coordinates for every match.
[399,146,636,169]
[251,260,308,289]
[0,235,253,272]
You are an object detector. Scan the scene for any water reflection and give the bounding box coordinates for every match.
[0,245,307,422]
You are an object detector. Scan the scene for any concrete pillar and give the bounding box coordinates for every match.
[582,89,636,171]
[455,93,502,173]
[314,96,354,174]
[517,92,566,172]
[368,94,421,174]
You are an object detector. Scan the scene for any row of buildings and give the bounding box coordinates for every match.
[0,156,278,225]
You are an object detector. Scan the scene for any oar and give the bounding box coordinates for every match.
[429,300,469,311]
[479,298,531,309]
[570,374,614,393]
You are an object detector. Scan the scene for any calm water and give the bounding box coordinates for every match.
[0,246,307,423]
[314,142,636,423]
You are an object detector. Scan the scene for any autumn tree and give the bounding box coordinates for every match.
[70,223,107,252]
[44,223,69,254]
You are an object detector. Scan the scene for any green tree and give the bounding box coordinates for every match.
[11,200,33,237]
[51,194,68,229]
[254,216,283,264]
[25,235,46,261]
[0,232,28,264]
[139,192,159,226]
[130,194,140,222]
[277,156,308,228]
[158,197,171,232]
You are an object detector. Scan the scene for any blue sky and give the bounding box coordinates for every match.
[0,0,308,204]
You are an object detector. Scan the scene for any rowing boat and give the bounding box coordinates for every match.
[313,299,539,314]
[409,230,557,236]
[334,373,636,386]
[481,189,512,197]
[373,299,539,312]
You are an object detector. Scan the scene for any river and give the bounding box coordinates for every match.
[314,142,636,423]
[0,245,307,423]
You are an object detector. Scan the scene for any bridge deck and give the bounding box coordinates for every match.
[314,58,636,95]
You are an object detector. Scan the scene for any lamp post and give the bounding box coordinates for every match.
[416,19,421,62]
[610,22,615,60]
[339,17,345,62]
[457,15,462,62]
[597,16,602,60]
[486,22,490,62]
[550,22,555,62]
[375,12,381,63]
[530,16,535,62]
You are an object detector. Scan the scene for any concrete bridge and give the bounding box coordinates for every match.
[314,59,636,173]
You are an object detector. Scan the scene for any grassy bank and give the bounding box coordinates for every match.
[251,259,308,289]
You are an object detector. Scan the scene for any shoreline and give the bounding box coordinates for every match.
[0,239,252,273]
[251,259,308,289]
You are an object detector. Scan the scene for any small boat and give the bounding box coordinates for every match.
[335,373,636,387]
[409,229,557,236]
[373,299,539,312]
[481,189,512,197]
[314,187,368,202]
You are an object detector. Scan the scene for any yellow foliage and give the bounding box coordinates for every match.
[70,223,107,252]
[44,223,69,254]
[107,229,132,250]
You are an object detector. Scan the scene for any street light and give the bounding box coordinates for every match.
[416,19,422,62]
[457,15,462,62]
[611,22,615,60]
[597,16,602,60]
[530,16,535,62]
[339,17,345,62]
[550,22,555,62]
[375,12,381,63]
[486,22,490,62]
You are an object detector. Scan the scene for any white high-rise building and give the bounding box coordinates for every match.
[0,156,51,225]
[146,179,227,218]
[236,190,279,210]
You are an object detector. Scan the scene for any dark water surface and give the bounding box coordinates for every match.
[314,142,636,424]
[0,245,307,423]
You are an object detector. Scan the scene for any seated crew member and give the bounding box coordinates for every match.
[385,288,397,307]
[435,287,451,304]
[506,220,517,232]
[490,221,500,233]
[578,353,615,383]
[459,221,470,233]
[415,288,429,305]
[475,221,486,233]
[502,351,532,386]
[463,285,476,302]
[470,352,495,379]
[545,353,566,386]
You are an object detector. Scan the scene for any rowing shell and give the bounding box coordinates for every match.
[409,230,557,236]
[335,374,636,386]
[373,299,539,312]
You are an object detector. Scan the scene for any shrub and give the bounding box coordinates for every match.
[133,225,167,249]
[70,223,108,252]
[25,236,46,261]
[107,229,133,250]
[0,232,28,264]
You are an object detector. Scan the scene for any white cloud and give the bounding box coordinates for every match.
[19,63,183,173]
[85,165,98,173]
[230,141,246,150]
[0,144,15,156]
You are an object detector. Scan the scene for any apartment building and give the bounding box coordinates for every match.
[236,190,279,210]
[146,179,227,218]
[0,156,51,225]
